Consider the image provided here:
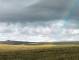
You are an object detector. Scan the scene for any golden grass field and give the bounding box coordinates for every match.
[0,44,79,60]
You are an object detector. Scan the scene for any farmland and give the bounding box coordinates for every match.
[0,44,79,60]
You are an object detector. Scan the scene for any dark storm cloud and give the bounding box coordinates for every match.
[0,0,72,23]
[24,0,70,21]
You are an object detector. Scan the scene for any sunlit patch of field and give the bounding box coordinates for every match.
[0,44,53,50]
[0,44,79,60]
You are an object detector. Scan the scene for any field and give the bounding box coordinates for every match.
[0,44,79,60]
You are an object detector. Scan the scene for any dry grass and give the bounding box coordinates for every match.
[0,44,79,60]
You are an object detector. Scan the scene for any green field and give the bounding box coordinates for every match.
[0,44,79,60]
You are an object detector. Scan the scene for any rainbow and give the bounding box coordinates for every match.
[64,0,78,26]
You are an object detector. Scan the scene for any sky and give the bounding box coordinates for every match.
[0,0,79,42]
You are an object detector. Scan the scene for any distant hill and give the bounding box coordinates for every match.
[0,40,79,45]
[52,41,79,45]
[0,40,29,45]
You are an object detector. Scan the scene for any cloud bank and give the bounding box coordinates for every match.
[0,0,79,42]
[0,20,79,42]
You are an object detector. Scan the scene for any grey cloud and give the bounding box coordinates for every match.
[0,0,79,30]
[0,0,72,23]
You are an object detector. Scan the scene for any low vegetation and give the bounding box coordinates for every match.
[0,44,79,60]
